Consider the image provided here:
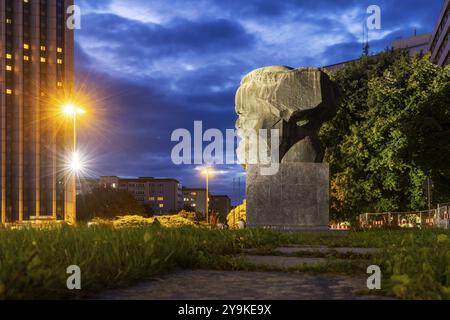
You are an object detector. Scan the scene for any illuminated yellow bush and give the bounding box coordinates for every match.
[226,200,246,229]
[90,211,204,229]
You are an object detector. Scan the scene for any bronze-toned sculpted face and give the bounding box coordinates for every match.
[235,66,337,165]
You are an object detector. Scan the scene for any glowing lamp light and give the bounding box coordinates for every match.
[201,167,215,176]
[67,151,86,176]
[70,152,82,172]
[62,103,86,116]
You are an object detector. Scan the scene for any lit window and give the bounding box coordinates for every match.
[6,65,12,71]
[157,197,164,201]
[57,59,63,64]
[24,55,30,61]
[191,192,197,196]
[40,57,46,63]
[159,204,164,208]
[24,0,29,3]
[112,183,117,188]
[57,47,63,53]
[57,82,63,87]
[23,44,30,50]
[40,46,46,51]
[6,89,12,95]
[6,19,12,24]
[149,197,155,201]
[6,54,12,59]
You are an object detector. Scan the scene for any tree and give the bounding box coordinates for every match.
[320,50,450,221]
[182,204,196,212]
[76,187,146,221]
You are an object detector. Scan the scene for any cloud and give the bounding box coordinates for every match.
[74,0,443,201]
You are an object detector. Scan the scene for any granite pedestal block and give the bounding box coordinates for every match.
[246,163,330,231]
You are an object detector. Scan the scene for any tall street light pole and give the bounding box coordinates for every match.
[206,171,209,223]
[201,167,214,224]
[63,104,86,224]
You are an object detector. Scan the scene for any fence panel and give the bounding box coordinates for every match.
[359,209,437,229]
[436,203,450,229]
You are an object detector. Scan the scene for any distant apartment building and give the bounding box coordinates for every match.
[210,195,231,220]
[429,0,450,66]
[392,33,432,56]
[324,1,449,73]
[76,178,98,195]
[324,33,432,73]
[99,176,183,214]
[182,187,207,215]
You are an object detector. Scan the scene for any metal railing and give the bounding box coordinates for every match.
[359,209,438,229]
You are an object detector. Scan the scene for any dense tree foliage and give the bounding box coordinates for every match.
[76,187,145,221]
[320,50,450,220]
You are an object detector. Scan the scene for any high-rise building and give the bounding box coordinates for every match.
[1,0,75,224]
[429,0,450,66]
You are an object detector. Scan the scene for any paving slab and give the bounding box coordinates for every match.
[95,269,389,300]
[242,255,326,268]
[244,246,380,255]
[278,246,380,255]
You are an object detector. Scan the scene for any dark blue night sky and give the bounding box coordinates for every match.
[74,0,444,204]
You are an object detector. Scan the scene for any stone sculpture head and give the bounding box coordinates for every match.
[235,66,338,165]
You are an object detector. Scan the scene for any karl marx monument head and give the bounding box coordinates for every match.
[235,66,338,165]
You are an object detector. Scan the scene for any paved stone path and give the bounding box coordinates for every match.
[95,246,388,300]
[242,255,327,268]
[245,246,380,255]
[96,269,385,300]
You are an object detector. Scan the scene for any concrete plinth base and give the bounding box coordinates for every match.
[246,163,330,231]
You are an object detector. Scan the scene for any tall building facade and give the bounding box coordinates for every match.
[429,0,450,66]
[210,195,231,221]
[182,187,208,215]
[1,0,75,224]
[99,176,183,215]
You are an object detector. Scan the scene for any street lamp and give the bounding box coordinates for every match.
[201,167,215,224]
[62,103,86,224]
[62,103,86,153]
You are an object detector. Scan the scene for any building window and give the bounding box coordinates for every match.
[40,57,46,63]
[57,47,63,53]
[157,197,164,201]
[40,46,46,51]
[6,65,12,71]
[149,197,155,201]
[6,54,12,59]
[6,18,12,24]
[159,204,164,208]
[24,55,30,61]
[57,59,63,64]
[23,43,30,49]
[57,81,63,87]
[6,89,13,95]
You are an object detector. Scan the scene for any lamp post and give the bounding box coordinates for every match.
[201,167,214,224]
[62,104,86,224]
[63,104,85,153]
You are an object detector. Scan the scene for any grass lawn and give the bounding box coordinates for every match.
[0,225,449,299]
